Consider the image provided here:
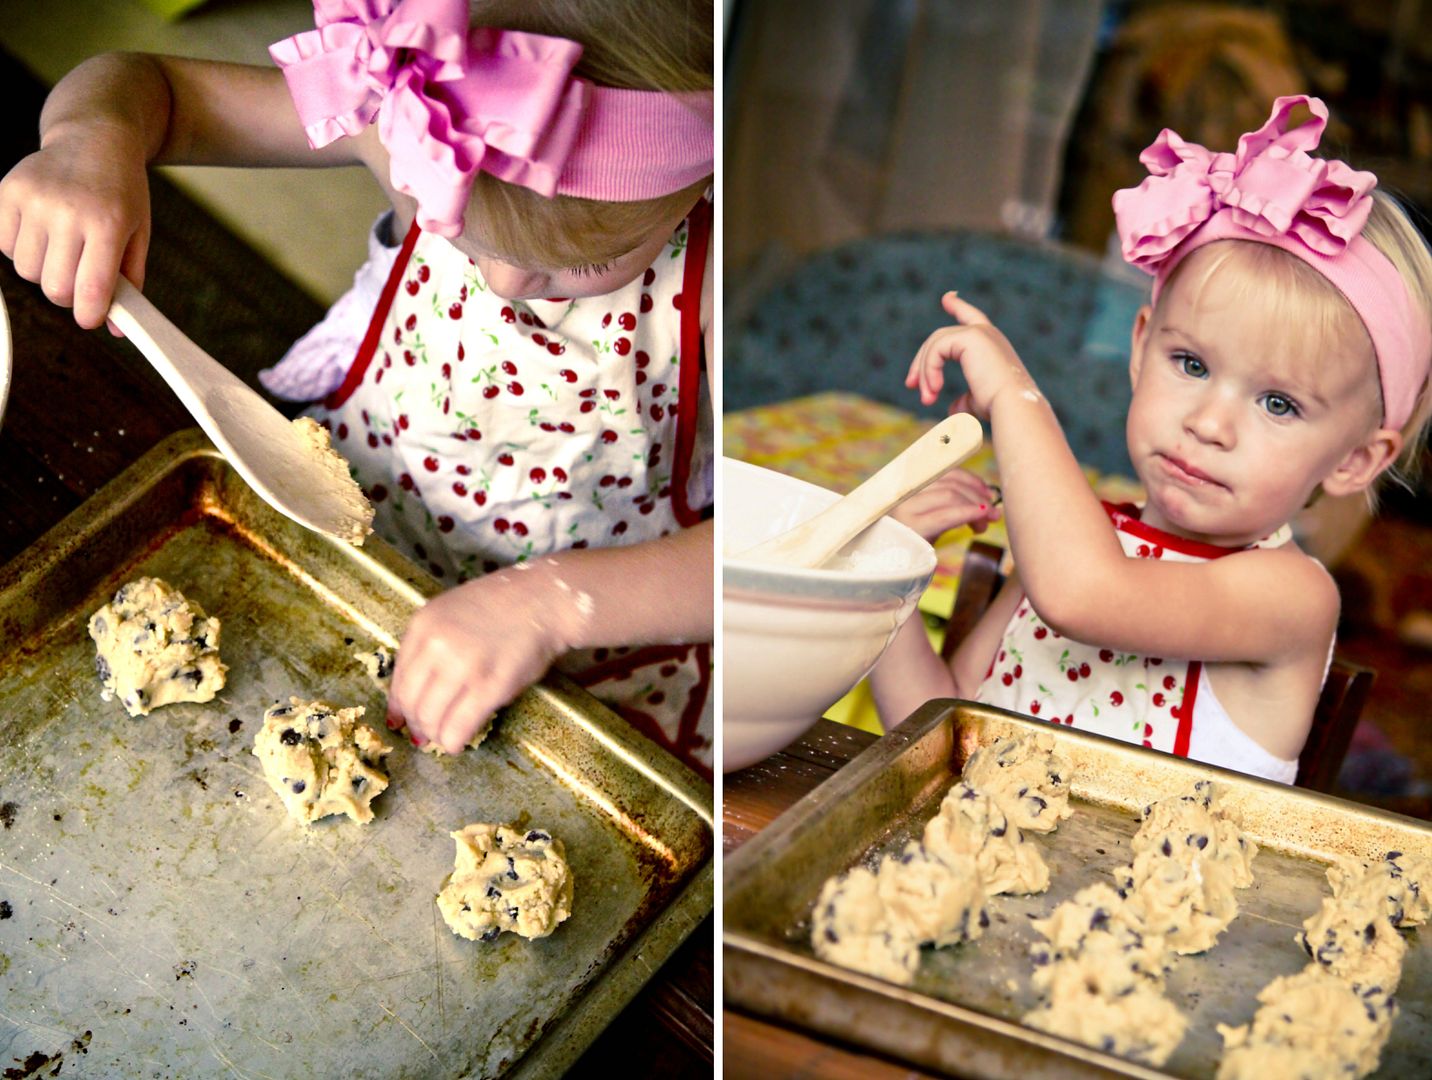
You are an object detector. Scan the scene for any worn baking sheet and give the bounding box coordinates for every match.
[724,701,1429,1080]
[0,430,713,1079]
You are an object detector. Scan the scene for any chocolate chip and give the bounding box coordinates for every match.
[978,909,989,928]
[1030,795,1047,812]
[991,825,1006,838]
[481,927,501,941]
[824,927,839,943]
[229,719,242,733]
[280,729,301,746]
[1161,839,1172,856]
[506,908,519,921]
[525,830,549,843]
[507,857,518,881]
[1195,834,1209,849]
[486,885,502,899]
[351,777,365,791]
[93,616,108,637]
[291,781,306,795]
[95,655,112,684]
[1090,909,1110,931]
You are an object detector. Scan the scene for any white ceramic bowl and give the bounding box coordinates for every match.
[722,458,936,772]
[0,281,10,427]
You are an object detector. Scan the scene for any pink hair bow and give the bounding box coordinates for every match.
[271,0,592,237]
[1113,96,1377,273]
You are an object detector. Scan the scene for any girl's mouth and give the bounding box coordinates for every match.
[1157,453,1224,489]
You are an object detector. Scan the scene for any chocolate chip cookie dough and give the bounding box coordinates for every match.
[960,731,1072,833]
[252,698,392,824]
[922,781,1049,896]
[292,417,374,546]
[810,865,921,985]
[88,577,227,716]
[437,824,573,942]
[1216,966,1398,1080]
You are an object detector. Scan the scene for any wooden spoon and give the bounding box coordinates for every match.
[107,279,373,545]
[735,412,984,568]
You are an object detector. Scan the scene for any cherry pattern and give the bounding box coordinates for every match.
[309,208,713,771]
[976,504,1289,757]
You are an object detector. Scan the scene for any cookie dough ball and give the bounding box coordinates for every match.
[1216,965,1398,1080]
[1023,972,1187,1067]
[253,698,391,825]
[811,866,920,985]
[353,645,395,692]
[1133,782,1257,888]
[292,417,374,546]
[961,732,1072,833]
[1297,891,1407,993]
[88,577,227,716]
[878,842,988,948]
[923,781,1049,896]
[1327,849,1432,929]
[437,824,573,942]
[1030,883,1168,989]
[1115,848,1241,955]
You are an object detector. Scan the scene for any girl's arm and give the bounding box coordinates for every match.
[909,292,1338,666]
[1,53,380,327]
[389,523,713,754]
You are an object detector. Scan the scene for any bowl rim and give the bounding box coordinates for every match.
[721,457,936,595]
[0,282,11,428]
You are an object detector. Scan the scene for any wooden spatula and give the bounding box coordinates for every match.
[107,279,373,545]
[735,412,984,569]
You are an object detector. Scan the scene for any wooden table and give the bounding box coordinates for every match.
[722,718,947,1078]
[0,236,711,1080]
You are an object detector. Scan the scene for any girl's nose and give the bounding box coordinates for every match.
[1184,395,1236,448]
[479,259,549,299]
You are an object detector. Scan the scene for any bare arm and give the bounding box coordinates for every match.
[2,52,381,326]
[391,522,712,754]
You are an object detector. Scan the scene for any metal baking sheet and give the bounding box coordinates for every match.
[724,701,1430,1079]
[0,430,713,1079]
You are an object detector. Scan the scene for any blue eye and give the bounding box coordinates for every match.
[1174,352,1207,377]
[1261,393,1299,418]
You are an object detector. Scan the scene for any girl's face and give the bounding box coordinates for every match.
[448,198,693,301]
[1125,251,1385,548]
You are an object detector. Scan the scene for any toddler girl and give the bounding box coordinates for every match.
[0,0,715,772]
[871,96,1431,783]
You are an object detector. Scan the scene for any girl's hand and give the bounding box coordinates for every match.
[0,132,152,330]
[904,292,1039,417]
[387,563,588,755]
[890,468,1002,543]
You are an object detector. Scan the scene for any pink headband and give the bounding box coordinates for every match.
[1112,95,1431,430]
[271,0,714,238]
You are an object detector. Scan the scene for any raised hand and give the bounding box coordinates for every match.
[904,291,1039,417]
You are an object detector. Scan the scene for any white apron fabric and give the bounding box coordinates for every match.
[976,503,1303,782]
[267,204,715,775]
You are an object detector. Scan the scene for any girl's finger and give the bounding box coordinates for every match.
[39,229,83,308]
[941,291,992,326]
[10,221,47,284]
[72,232,126,329]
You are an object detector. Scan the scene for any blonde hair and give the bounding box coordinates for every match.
[464,0,713,268]
[1155,190,1432,502]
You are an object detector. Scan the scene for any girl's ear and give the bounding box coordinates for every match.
[1321,428,1404,497]
[1128,304,1154,388]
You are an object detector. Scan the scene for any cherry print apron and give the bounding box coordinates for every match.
[976,503,1291,757]
[310,202,714,776]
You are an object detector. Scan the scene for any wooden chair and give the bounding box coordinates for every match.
[941,540,1374,792]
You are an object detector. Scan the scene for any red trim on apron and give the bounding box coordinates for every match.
[325,220,422,410]
[670,198,712,529]
[1103,502,1249,561]
[572,642,713,781]
[1174,661,1198,758]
